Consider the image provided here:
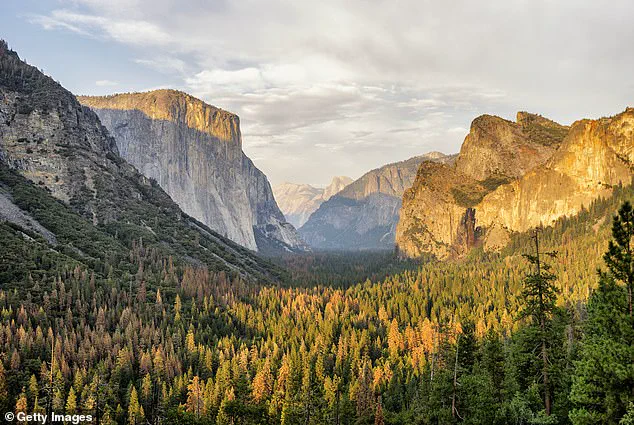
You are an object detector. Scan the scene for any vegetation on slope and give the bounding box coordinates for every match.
[0,167,632,424]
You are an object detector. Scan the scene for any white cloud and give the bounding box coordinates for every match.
[95,79,119,86]
[186,68,264,92]
[30,9,172,47]
[134,57,187,75]
[27,0,634,184]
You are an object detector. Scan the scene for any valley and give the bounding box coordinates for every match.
[0,36,633,425]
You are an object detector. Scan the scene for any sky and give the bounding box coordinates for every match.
[2,0,633,186]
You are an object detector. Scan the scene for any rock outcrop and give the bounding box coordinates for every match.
[455,112,567,181]
[300,153,455,250]
[78,90,308,253]
[0,40,280,281]
[273,176,352,228]
[476,108,634,235]
[396,109,634,259]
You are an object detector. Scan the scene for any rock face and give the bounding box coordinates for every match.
[78,91,308,253]
[455,113,567,181]
[0,40,280,281]
[396,109,634,259]
[476,108,634,235]
[273,176,352,228]
[300,153,455,250]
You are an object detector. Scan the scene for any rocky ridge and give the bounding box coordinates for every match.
[300,152,456,250]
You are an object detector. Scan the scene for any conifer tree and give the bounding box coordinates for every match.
[569,201,634,424]
[569,277,634,422]
[520,230,559,416]
[127,386,145,425]
[15,388,28,423]
[0,362,8,413]
[65,387,77,414]
[603,201,634,315]
[186,376,205,418]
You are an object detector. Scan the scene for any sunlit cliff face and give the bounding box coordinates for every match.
[396,109,634,259]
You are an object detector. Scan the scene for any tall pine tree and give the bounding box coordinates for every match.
[520,230,559,417]
[570,202,634,425]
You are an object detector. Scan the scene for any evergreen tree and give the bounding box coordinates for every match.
[0,362,8,414]
[15,388,28,424]
[65,387,77,414]
[186,376,205,418]
[570,201,634,424]
[603,201,634,316]
[569,275,634,424]
[520,230,559,416]
[128,386,145,425]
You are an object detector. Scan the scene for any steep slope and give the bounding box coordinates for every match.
[396,109,633,259]
[273,176,352,227]
[0,40,281,281]
[396,162,484,259]
[476,108,634,246]
[300,153,455,250]
[78,90,308,253]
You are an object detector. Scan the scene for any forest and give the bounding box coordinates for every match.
[1,179,633,424]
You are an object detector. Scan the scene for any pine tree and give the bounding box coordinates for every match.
[15,388,28,424]
[520,230,559,416]
[569,201,634,424]
[27,374,38,405]
[216,394,233,425]
[355,357,374,424]
[65,387,77,414]
[603,201,634,316]
[387,319,402,358]
[569,274,634,424]
[128,386,145,425]
[186,376,205,418]
[374,395,384,425]
[141,374,152,406]
[252,359,273,403]
[0,362,8,413]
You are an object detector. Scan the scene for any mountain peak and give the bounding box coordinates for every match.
[455,111,567,181]
[273,176,352,228]
[323,176,353,200]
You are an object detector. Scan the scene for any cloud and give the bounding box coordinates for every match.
[26,0,634,185]
[186,68,264,92]
[134,57,187,75]
[95,79,119,86]
[30,9,172,47]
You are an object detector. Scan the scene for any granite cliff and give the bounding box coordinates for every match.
[78,91,308,254]
[396,109,634,258]
[273,176,352,228]
[300,152,455,250]
[0,40,281,281]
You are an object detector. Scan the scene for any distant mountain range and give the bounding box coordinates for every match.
[298,152,456,250]
[273,176,352,228]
